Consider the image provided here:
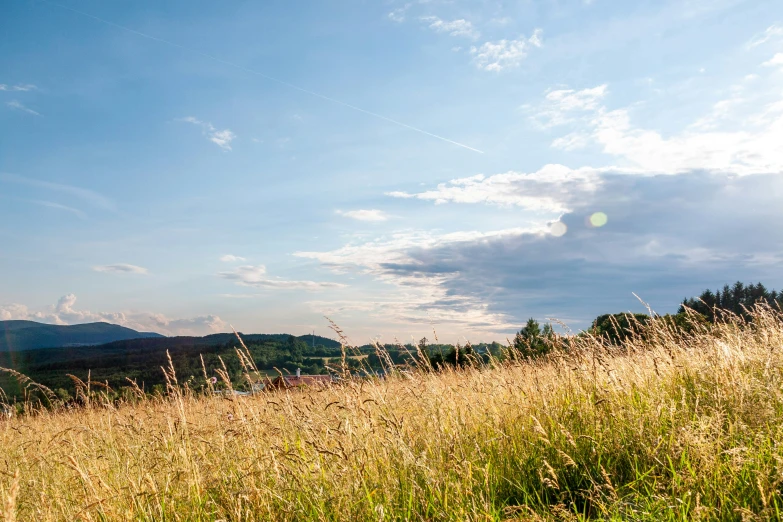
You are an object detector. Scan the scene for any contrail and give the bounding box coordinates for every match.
[30,0,485,154]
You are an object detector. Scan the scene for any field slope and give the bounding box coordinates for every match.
[2,309,783,520]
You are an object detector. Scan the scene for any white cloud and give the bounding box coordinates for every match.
[546,85,607,112]
[93,264,149,275]
[762,53,783,68]
[590,103,783,174]
[6,100,41,116]
[336,209,389,222]
[421,16,479,39]
[388,165,601,212]
[0,84,37,92]
[0,303,29,321]
[551,132,590,151]
[209,129,236,149]
[388,4,410,23]
[747,24,783,49]
[523,75,783,176]
[180,117,236,151]
[530,84,608,127]
[219,265,346,291]
[220,254,247,262]
[1,294,225,336]
[470,29,543,71]
[220,264,267,282]
[148,313,226,335]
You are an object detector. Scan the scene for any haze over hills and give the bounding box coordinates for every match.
[0,320,164,352]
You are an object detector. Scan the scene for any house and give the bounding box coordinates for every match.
[264,368,335,391]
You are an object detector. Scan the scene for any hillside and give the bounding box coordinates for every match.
[0,320,164,352]
[0,330,345,398]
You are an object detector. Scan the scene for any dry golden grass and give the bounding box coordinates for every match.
[2,307,783,520]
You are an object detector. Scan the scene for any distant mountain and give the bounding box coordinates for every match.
[0,320,164,352]
[0,328,345,399]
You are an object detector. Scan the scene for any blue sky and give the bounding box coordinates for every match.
[2,0,783,343]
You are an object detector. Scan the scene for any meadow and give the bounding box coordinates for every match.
[2,307,783,521]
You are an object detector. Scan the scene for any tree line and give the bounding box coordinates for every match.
[2,281,779,406]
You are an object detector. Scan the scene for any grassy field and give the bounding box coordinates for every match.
[2,308,783,521]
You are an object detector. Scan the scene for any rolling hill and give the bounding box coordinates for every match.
[0,320,164,352]
[0,327,345,398]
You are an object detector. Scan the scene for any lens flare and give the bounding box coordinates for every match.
[550,221,568,237]
[589,212,608,227]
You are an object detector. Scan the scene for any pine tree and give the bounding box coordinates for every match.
[513,318,555,358]
[680,281,782,322]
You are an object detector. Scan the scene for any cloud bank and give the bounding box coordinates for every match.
[0,294,225,336]
[300,69,783,335]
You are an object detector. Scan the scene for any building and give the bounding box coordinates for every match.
[264,368,335,391]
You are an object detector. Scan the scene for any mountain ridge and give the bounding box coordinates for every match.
[0,320,341,352]
[0,320,164,352]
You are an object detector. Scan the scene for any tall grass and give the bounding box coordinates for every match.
[2,307,783,520]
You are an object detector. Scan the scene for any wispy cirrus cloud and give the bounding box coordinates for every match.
[219,265,346,291]
[471,29,543,71]
[220,254,247,262]
[0,173,115,211]
[32,200,86,219]
[336,209,389,222]
[550,132,590,151]
[180,116,236,151]
[93,264,149,275]
[6,100,41,116]
[0,84,37,92]
[747,24,783,49]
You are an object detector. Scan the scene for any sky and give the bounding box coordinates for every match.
[1,0,783,344]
